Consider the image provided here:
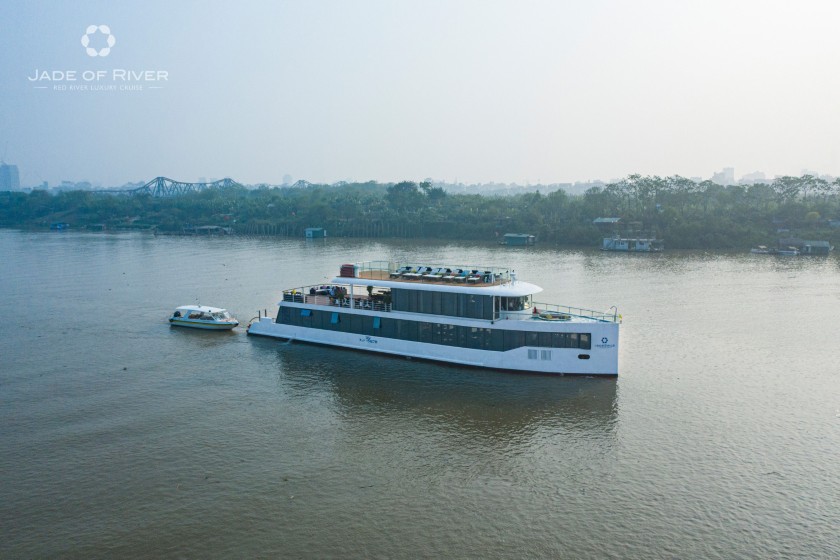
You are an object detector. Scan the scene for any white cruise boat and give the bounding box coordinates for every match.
[169,305,239,330]
[247,261,621,376]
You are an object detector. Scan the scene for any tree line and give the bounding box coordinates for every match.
[1,174,838,249]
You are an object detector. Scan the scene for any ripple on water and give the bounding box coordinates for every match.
[1,231,838,559]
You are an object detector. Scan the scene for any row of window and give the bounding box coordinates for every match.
[278,307,591,351]
[391,290,530,319]
[286,288,528,321]
[391,289,496,320]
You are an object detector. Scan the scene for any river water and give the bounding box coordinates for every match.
[1,229,838,559]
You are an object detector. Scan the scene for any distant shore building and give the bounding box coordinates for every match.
[305,227,327,239]
[0,163,20,190]
[739,171,766,185]
[711,167,735,186]
[593,217,621,231]
[501,233,535,246]
[180,225,232,235]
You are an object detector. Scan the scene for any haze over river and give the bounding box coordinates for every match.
[1,229,838,558]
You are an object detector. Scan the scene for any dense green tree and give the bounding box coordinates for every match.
[386,181,424,213]
[2,174,838,248]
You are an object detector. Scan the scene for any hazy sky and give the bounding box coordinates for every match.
[1,0,839,187]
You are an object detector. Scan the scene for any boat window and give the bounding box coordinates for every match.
[331,312,340,324]
[501,296,528,311]
[441,324,458,345]
[579,333,591,350]
[301,309,312,317]
[373,317,381,329]
[441,292,457,314]
[419,322,434,344]
[504,330,526,350]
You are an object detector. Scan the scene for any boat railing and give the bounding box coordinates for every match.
[282,286,392,312]
[533,301,620,323]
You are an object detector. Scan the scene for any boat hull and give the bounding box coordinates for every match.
[248,316,618,376]
[169,318,239,330]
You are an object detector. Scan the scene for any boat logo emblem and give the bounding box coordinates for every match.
[81,25,116,57]
[601,337,608,344]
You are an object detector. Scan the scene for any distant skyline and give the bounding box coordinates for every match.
[2,1,839,187]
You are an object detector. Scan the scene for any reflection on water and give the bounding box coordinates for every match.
[266,340,618,442]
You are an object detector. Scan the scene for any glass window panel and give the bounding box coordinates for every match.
[526,332,539,347]
[580,333,591,350]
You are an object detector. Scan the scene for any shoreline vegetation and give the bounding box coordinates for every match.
[1,175,838,249]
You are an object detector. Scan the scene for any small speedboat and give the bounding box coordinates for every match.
[169,305,239,330]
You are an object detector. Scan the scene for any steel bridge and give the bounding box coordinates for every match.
[124,177,244,197]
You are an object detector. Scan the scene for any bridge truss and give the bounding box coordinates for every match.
[127,177,243,197]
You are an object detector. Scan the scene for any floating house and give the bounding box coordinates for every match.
[501,233,536,246]
[602,236,664,252]
[305,227,327,239]
[777,238,834,255]
[802,241,833,255]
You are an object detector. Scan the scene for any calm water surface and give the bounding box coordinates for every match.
[1,230,838,558]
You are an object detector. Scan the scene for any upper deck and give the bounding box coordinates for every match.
[347,261,514,287]
[276,261,621,324]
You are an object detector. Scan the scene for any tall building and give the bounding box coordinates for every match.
[739,171,766,185]
[0,163,20,190]
[711,167,735,186]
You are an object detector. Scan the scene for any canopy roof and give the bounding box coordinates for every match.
[174,305,227,313]
[331,277,542,297]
